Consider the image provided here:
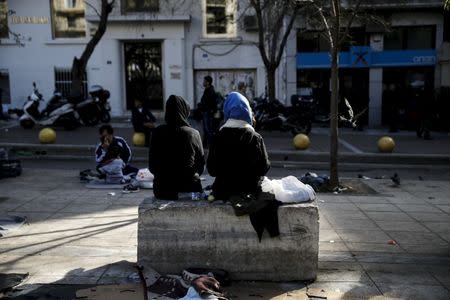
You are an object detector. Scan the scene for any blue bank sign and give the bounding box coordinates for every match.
[297,46,437,69]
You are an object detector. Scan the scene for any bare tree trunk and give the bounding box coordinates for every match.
[329,0,341,188]
[329,48,339,187]
[267,65,276,102]
[70,0,114,99]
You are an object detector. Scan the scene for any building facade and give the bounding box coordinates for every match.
[294,0,447,129]
[0,0,447,130]
[0,0,292,117]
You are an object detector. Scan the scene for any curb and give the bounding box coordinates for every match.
[2,142,450,166]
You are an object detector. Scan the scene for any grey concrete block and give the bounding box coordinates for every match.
[137,197,319,281]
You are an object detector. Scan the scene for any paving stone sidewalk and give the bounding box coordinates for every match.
[0,168,449,299]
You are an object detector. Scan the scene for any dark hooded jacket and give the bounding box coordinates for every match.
[207,92,270,200]
[149,95,205,199]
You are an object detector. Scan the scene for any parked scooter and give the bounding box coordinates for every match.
[70,85,111,126]
[19,82,78,130]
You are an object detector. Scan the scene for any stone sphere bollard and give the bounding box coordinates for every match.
[133,132,146,147]
[377,136,395,153]
[39,128,56,144]
[293,133,310,150]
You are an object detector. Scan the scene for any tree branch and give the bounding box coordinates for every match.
[84,0,101,18]
[250,0,270,67]
[338,0,364,46]
[275,5,300,67]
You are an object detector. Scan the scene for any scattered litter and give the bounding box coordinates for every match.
[76,284,143,300]
[108,192,116,196]
[127,272,141,283]
[329,240,335,243]
[319,200,325,203]
[357,174,371,180]
[0,216,27,237]
[387,239,397,245]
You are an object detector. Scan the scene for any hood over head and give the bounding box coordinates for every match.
[223,92,253,125]
[165,95,190,127]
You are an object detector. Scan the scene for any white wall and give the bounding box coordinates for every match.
[0,0,86,109]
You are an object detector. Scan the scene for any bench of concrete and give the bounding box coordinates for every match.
[137,197,319,281]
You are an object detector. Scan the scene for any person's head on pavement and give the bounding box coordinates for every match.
[165,95,190,128]
[223,92,253,126]
[99,124,114,148]
[203,75,213,89]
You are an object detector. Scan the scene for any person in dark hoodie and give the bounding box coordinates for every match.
[149,95,205,200]
[207,92,270,200]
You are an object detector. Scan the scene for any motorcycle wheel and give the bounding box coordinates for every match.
[20,119,35,129]
[100,111,111,123]
[84,115,99,126]
[62,114,79,130]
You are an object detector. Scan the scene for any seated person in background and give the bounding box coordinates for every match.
[207,92,270,200]
[149,95,205,200]
[98,145,126,184]
[95,124,138,176]
[131,99,156,146]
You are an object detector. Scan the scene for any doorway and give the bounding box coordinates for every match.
[124,42,163,110]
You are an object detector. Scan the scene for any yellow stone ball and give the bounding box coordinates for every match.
[39,127,56,144]
[132,132,146,146]
[293,133,310,150]
[378,136,395,153]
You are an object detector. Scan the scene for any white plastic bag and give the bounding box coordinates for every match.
[136,168,154,182]
[261,176,316,203]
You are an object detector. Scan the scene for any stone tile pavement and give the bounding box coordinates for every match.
[0,168,449,299]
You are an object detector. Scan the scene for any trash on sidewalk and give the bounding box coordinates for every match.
[0,216,27,237]
[75,283,144,300]
[388,239,397,245]
[143,266,229,300]
[357,174,371,180]
[108,192,116,196]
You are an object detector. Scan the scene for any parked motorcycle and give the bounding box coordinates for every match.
[70,85,111,126]
[288,95,316,135]
[252,95,312,135]
[19,82,78,130]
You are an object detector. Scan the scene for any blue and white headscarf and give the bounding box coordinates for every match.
[223,92,253,125]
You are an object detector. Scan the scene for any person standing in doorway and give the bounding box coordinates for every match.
[199,75,218,147]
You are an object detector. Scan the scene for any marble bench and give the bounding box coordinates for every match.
[137,197,319,281]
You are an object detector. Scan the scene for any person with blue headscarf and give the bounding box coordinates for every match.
[207,92,270,200]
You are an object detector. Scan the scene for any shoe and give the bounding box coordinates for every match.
[122,184,140,193]
[182,268,230,286]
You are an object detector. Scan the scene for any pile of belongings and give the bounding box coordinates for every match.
[299,172,330,192]
[147,268,230,300]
